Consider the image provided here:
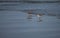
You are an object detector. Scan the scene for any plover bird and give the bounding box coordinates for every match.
[27,10,32,19]
[37,14,43,22]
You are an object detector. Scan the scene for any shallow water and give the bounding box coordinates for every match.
[0,2,60,38]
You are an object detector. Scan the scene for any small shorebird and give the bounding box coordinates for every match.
[37,14,43,22]
[27,10,32,19]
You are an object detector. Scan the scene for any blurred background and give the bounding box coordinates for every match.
[0,0,60,38]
